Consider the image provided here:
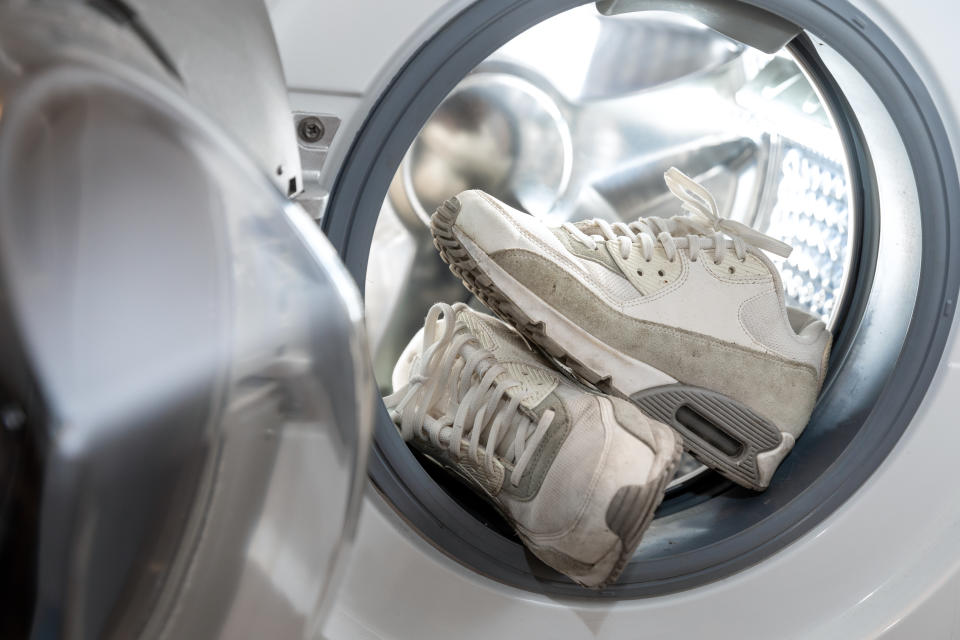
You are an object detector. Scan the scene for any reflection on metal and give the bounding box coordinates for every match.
[768,147,851,321]
[582,136,757,221]
[0,6,371,638]
[370,213,468,387]
[491,9,744,102]
[391,73,572,228]
[367,6,855,489]
[596,0,802,54]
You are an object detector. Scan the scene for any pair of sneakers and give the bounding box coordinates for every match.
[384,168,831,589]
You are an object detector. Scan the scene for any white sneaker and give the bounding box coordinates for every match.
[430,168,832,491]
[385,302,681,588]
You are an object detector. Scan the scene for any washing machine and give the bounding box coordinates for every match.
[2,0,960,638]
[0,2,371,638]
[267,0,960,638]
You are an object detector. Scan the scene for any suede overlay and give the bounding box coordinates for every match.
[491,249,820,435]
[502,393,571,502]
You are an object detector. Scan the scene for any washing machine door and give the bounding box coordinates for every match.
[0,5,372,639]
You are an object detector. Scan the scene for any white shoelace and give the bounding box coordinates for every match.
[384,303,555,487]
[561,167,793,265]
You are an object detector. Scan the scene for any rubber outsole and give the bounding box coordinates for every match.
[431,196,787,491]
[631,385,784,490]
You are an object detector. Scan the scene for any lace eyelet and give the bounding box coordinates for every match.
[636,269,643,276]
[728,266,736,274]
[657,269,665,277]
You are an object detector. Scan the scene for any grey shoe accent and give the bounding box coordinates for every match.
[501,394,571,502]
[631,384,786,490]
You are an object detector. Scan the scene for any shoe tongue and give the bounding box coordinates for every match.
[452,314,559,460]
[448,339,521,459]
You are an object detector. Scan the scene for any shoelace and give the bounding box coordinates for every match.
[383,302,555,487]
[562,167,793,265]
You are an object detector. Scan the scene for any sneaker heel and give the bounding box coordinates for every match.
[630,384,788,491]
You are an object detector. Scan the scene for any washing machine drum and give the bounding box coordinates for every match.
[0,6,370,638]
[326,0,960,598]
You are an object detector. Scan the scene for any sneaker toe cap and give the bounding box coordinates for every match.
[454,189,566,256]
